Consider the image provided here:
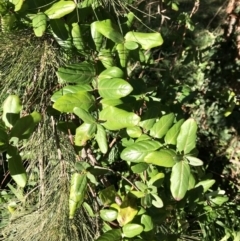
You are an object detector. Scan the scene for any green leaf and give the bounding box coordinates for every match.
[10,111,41,140]
[126,126,142,138]
[125,31,163,50]
[94,19,124,43]
[83,202,95,217]
[144,149,176,167]
[131,191,145,198]
[73,107,96,123]
[135,181,148,192]
[195,179,215,193]
[99,106,140,130]
[98,67,124,80]
[172,3,179,11]
[99,186,117,205]
[51,84,92,102]
[96,124,108,154]
[100,209,118,222]
[98,78,133,99]
[32,12,47,37]
[209,196,229,207]
[8,154,27,188]
[131,163,148,173]
[122,223,143,238]
[50,19,72,49]
[116,43,129,68]
[126,12,135,28]
[72,23,85,50]
[185,155,203,166]
[69,173,87,219]
[141,214,153,232]
[45,1,76,19]
[151,193,163,208]
[139,109,157,131]
[188,173,195,190]
[170,161,190,200]
[124,41,139,50]
[90,21,103,51]
[177,118,197,154]
[96,229,122,241]
[100,98,124,108]
[86,172,98,184]
[141,193,152,207]
[136,134,151,142]
[121,140,161,162]
[75,123,96,146]
[10,0,24,11]
[150,113,175,139]
[117,196,138,226]
[98,49,114,69]
[53,91,94,113]
[2,95,22,128]
[57,62,95,84]
[148,173,165,186]
[165,119,184,145]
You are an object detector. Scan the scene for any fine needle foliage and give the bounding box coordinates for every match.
[1,117,97,241]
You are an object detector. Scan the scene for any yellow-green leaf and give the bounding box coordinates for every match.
[45,1,76,19]
[125,31,163,50]
[32,13,47,37]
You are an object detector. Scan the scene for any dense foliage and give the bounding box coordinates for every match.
[0,0,240,240]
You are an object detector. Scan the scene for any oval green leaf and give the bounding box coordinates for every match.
[2,95,22,128]
[177,118,197,154]
[116,43,129,67]
[170,161,190,200]
[99,106,140,130]
[75,123,97,146]
[73,107,96,123]
[98,49,114,69]
[141,214,153,232]
[126,126,142,138]
[90,21,103,51]
[122,223,143,238]
[51,84,92,102]
[125,31,163,50]
[32,12,47,37]
[195,179,215,193]
[151,193,163,208]
[98,78,133,99]
[99,67,124,80]
[131,163,148,173]
[100,209,118,222]
[72,23,85,50]
[185,155,203,166]
[144,149,176,167]
[50,19,72,49]
[164,119,184,145]
[121,140,161,163]
[96,124,108,154]
[8,154,27,188]
[69,173,87,219]
[10,111,41,140]
[94,19,124,43]
[45,1,76,19]
[53,91,94,113]
[96,229,122,241]
[57,62,95,84]
[150,113,175,139]
[124,41,139,50]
